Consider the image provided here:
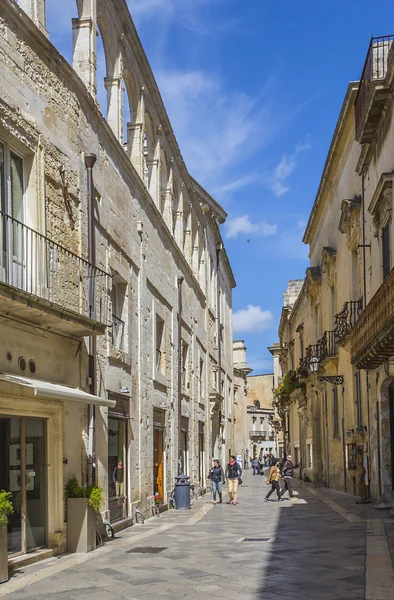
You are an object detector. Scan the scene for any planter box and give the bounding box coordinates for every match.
[67,498,96,553]
[0,528,8,584]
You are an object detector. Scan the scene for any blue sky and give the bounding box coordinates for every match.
[47,0,394,374]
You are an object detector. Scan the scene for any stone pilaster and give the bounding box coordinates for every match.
[72,6,97,96]
[104,76,123,143]
[19,0,48,36]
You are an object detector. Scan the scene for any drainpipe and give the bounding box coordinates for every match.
[177,276,184,475]
[216,243,223,461]
[85,153,97,487]
[361,174,372,495]
[341,386,347,493]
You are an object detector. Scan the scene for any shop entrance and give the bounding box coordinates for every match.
[0,417,47,556]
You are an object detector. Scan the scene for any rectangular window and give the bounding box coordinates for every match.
[199,358,204,399]
[300,336,304,359]
[155,314,165,375]
[355,370,362,428]
[382,221,390,280]
[333,387,339,437]
[112,280,126,350]
[182,340,189,391]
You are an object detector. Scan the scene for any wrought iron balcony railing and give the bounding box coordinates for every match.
[0,211,109,326]
[350,267,394,369]
[335,300,363,345]
[319,330,338,362]
[355,35,394,141]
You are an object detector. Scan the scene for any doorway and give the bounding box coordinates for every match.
[389,381,394,490]
[0,417,47,556]
[153,428,164,503]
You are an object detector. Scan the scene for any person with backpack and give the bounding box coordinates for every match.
[225,455,242,505]
[208,459,225,504]
[264,458,282,501]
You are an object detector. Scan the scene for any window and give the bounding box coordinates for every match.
[181,340,189,391]
[0,141,24,221]
[307,443,313,469]
[333,387,339,437]
[112,280,126,350]
[199,358,204,399]
[300,336,304,360]
[355,370,362,428]
[382,221,390,280]
[155,314,165,375]
[294,446,300,466]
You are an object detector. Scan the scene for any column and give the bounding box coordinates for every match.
[72,0,97,96]
[19,0,48,36]
[104,76,123,143]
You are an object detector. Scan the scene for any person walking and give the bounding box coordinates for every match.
[251,456,259,475]
[280,454,298,500]
[208,459,225,504]
[226,455,242,505]
[264,458,282,501]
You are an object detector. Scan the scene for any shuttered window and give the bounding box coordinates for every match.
[382,221,390,280]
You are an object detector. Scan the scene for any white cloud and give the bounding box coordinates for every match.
[269,136,311,198]
[233,305,274,333]
[225,214,277,239]
[155,69,278,192]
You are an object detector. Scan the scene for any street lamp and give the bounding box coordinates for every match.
[309,356,319,384]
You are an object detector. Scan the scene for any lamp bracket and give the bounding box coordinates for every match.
[319,375,344,385]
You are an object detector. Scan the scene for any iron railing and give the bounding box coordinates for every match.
[335,300,363,345]
[297,343,320,379]
[112,313,125,349]
[0,211,109,325]
[319,330,338,361]
[355,35,394,139]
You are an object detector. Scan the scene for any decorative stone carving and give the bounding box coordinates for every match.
[305,266,322,301]
[369,175,393,240]
[338,196,361,249]
[321,246,337,288]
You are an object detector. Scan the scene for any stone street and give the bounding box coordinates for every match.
[3,470,394,600]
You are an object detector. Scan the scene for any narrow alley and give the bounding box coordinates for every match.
[3,471,393,600]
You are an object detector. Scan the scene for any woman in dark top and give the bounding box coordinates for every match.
[208,459,225,504]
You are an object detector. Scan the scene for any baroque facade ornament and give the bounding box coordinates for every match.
[368,173,393,236]
[338,196,361,249]
[321,246,337,288]
[305,266,322,301]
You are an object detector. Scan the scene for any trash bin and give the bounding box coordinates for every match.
[174,474,191,510]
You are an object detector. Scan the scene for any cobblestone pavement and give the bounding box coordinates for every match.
[0,472,379,600]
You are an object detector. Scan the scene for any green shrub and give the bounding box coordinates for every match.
[65,476,103,512]
[0,490,14,528]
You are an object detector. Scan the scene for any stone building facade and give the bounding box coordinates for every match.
[232,340,252,465]
[246,374,280,462]
[0,0,235,559]
[278,35,394,503]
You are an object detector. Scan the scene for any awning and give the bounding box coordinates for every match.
[0,373,116,408]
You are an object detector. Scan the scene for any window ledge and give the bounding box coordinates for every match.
[109,343,131,365]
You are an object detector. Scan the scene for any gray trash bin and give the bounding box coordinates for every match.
[174,474,191,510]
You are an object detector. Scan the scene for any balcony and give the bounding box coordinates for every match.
[249,431,268,439]
[0,212,109,336]
[297,331,338,377]
[335,300,363,346]
[349,268,394,369]
[355,35,394,143]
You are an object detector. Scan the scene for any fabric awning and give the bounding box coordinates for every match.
[0,373,116,408]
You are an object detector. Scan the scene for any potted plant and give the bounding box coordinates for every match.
[66,476,103,553]
[0,491,13,584]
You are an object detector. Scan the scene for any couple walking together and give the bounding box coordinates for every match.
[265,455,298,502]
[208,455,242,505]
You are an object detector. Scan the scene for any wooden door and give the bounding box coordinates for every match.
[153,429,164,503]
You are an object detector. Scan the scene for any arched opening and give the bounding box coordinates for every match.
[123,69,140,167]
[172,180,180,239]
[160,148,169,219]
